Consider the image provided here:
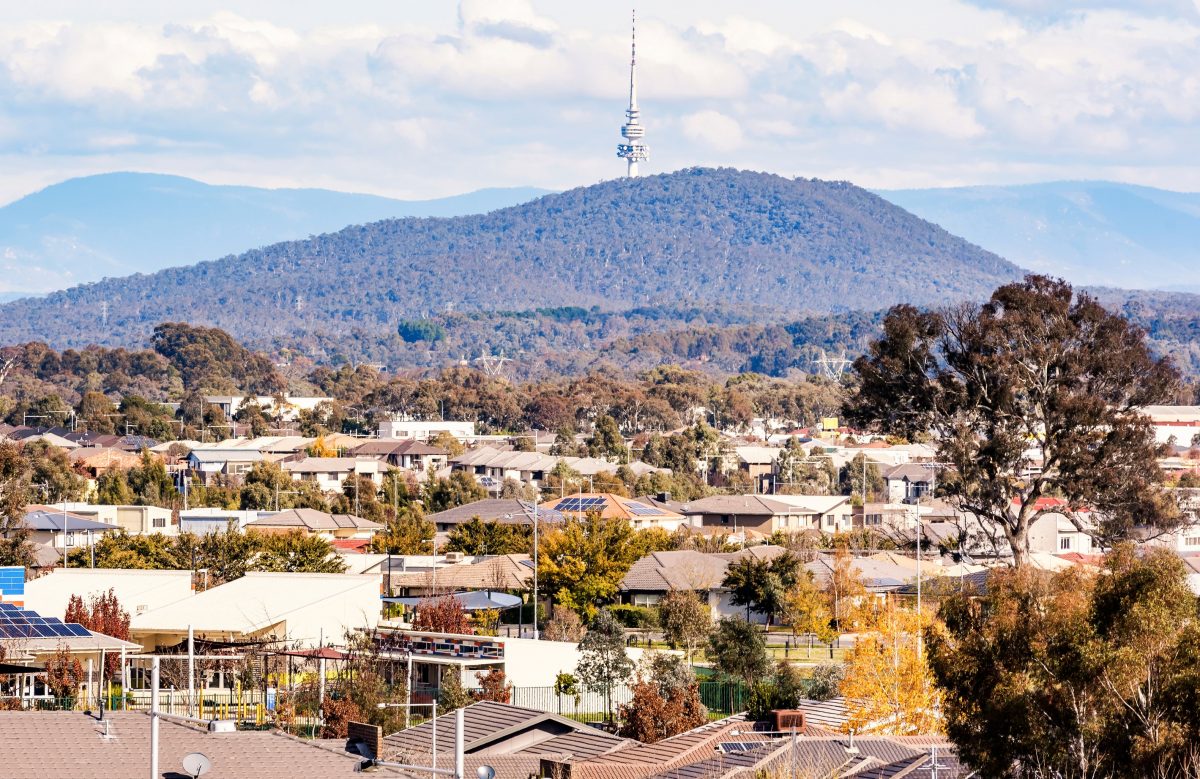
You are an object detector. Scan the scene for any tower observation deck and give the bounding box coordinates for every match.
[617,11,649,177]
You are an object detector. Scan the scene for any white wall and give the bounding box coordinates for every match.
[23,568,193,620]
[472,635,647,688]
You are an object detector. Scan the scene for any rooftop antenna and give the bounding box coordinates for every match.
[181,752,212,779]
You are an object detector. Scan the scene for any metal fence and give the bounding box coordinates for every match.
[9,680,756,726]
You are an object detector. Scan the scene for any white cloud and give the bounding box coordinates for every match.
[681,110,745,151]
[0,1,1199,202]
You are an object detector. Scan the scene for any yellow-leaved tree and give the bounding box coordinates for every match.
[781,569,835,643]
[839,602,941,735]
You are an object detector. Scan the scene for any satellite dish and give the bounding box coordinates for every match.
[477,765,497,779]
[182,752,213,778]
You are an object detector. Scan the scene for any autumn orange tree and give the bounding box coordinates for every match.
[839,602,940,735]
[44,645,84,705]
[472,669,512,704]
[64,588,130,677]
[618,654,707,743]
[413,595,471,634]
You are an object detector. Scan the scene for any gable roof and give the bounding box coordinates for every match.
[0,710,399,778]
[248,508,383,531]
[622,546,794,593]
[388,554,533,591]
[547,494,683,522]
[383,700,627,762]
[678,495,799,517]
[21,506,115,533]
[426,498,566,527]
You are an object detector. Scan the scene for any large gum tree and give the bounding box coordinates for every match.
[844,275,1182,567]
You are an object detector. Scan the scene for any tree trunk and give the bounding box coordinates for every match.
[1007,523,1030,568]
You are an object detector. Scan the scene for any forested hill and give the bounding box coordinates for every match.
[0,168,1021,357]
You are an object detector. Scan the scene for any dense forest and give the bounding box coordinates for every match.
[0,168,1022,363]
[0,323,849,439]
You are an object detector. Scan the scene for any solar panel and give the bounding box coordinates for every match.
[626,502,663,516]
[718,742,762,753]
[0,603,93,639]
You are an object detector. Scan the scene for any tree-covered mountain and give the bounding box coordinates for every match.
[0,168,1022,360]
[0,172,550,297]
[878,181,1200,291]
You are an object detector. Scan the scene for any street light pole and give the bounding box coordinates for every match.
[532,491,539,640]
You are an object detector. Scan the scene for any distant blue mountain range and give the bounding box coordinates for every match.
[0,172,551,299]
[878,181,1200,292]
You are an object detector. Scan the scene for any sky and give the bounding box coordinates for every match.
[2,0,1200,203]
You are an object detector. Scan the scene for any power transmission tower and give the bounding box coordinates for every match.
[812,349,852,379]
[474,352,509,377]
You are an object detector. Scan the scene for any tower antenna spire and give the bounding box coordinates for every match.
[616,9,649,177]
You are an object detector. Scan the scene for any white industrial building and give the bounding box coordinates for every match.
[22,568,194,621]
[129,572,382,651]
[377,419,476,441]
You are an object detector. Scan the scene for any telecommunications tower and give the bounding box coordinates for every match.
[616,11,649,177]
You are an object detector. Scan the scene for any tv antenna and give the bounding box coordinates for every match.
[812,349,851,379]
[181,752,212,779]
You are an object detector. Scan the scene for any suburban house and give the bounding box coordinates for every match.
[49,502,175,536]
[545,493,687,531]
[20,506,121,554]
[679,495,811,539]
[186,447,264,481]
[379,700,628,779]
[67,447,144,479]
[351,439,449,471]
[245,508,383,540]
[425,498,566,534]
[378,418,476,441]
[178,507,264,534]
[202,394,335,421]
[882,463,937,503]
[281,456,383,492]
[452,447,560,490]
[732,446,782,483]
[619,546,791,621]
[853,502,921,533]
[385,553,532,597]
[762,495,855,534]
[452,447,666,493]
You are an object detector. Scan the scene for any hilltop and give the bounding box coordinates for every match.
[879,180,1200,291]
[0,172,550,297]
[0,168,1022,362]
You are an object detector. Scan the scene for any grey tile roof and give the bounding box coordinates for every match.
[0,710,399,778]
[426,498,566,527]
[383,700,625,763]
[679,495,799,517]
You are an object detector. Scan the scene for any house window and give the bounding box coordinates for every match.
[825,516,835,528]
[65,533,76,547]
[152,517,166,528]
[866,514,882,526]
[1059,537,1071,551]
[1185,536,1200,547]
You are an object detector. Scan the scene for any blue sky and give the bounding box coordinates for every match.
[2,0,1199,203]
